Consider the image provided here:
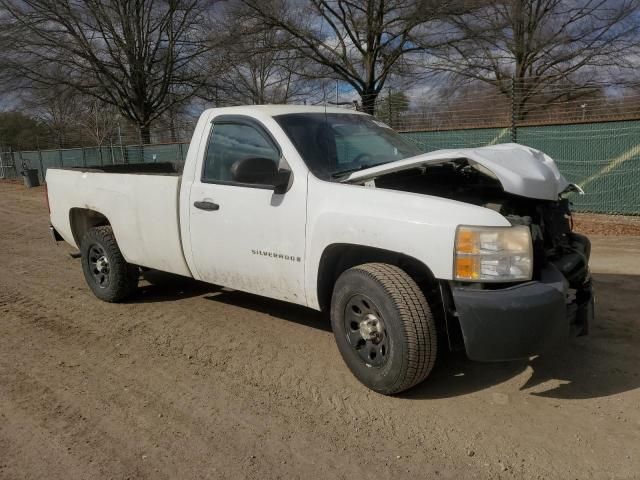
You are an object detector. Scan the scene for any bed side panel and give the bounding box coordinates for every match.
[47,169,191,277]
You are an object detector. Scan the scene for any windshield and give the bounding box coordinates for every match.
[273,113,421,180]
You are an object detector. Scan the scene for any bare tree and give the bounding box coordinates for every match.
[240,0,469,114]
[431,0,640,119]
[210,9,324,106]
[23,86,86,148]
[78,100,121,147]
[221,39,321,105]
[0,0,221,142]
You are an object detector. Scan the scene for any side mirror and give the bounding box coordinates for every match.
[230,157,291,193]
[272,168,292,194]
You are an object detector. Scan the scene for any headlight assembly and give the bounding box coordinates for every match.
[454,225,533,282]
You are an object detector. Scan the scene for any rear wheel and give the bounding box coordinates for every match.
[330,263,437,394]
[80,226,138,302]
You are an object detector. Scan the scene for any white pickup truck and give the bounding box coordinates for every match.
[47,105,594,394]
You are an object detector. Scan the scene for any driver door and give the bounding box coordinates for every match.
[187,118,307,304]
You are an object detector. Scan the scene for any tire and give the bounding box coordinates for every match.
[80,226,139,302]
[330,263,437,395]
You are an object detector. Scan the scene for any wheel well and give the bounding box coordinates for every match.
[69,208,111,247]
[317,244,438,313]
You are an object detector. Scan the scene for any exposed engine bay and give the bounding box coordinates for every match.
[372,158,592,329]
[374,159,590,281]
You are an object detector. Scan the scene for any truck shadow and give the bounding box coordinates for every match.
[130,269,331,332]
[402,341,640,401]
[405,273,640,400]
[202,290,331,333]
[131,270,216,302]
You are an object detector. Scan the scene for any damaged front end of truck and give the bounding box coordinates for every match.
[341,143,595,361]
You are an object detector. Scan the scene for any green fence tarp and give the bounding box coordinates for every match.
[402,121,640,215]
[8,120,640,214]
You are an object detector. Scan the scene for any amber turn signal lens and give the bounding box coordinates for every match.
[455,256,480,280]
[455,229,477,254]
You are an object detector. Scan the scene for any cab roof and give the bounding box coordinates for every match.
[203,104,368,118]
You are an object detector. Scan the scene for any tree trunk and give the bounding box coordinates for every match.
[360,89,378,115]
[168,104,177,143]
[139,124,151,145]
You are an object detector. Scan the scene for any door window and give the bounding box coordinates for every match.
[202,122,280,184]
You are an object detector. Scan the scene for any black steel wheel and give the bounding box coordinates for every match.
[330,263,437,395]
[80,226,139,303]
[343,294,389,368]
[87,243,111,289]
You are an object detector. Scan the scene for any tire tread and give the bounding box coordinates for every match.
[347,263,437,394]
[81,226,138,303]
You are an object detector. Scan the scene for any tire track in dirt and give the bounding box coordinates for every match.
[0,285,455,479]
[0,281,416,442]
[1,266,373,421]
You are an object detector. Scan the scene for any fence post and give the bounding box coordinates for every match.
[98,144,104,166]
[510,77,518,143]
[110,138,116,164]
[10,148,17,178]
[82,147,86,167]
[138,128,144,163]
[176,130,181,162]
[36,136,44,181]
[38,148,44,182]
[59,148,63,167]
[118,123,127,164]
[388,88,393,127]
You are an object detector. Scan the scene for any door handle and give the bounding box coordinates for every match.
[194,200,220,211]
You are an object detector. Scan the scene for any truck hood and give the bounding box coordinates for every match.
[341,143,569,201]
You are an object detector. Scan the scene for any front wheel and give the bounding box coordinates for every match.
[80,226,139,302]
[330,263,437,395]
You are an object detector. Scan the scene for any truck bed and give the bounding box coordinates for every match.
[46,167,192,277]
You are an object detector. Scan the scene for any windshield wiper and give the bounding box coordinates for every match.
[331,163,377,179]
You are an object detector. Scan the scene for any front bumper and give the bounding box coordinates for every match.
[450,265,594,361]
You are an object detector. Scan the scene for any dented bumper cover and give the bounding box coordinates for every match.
[450,265,594,362]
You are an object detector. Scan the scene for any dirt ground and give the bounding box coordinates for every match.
[1,181,639,480]
[572,213,640,236]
